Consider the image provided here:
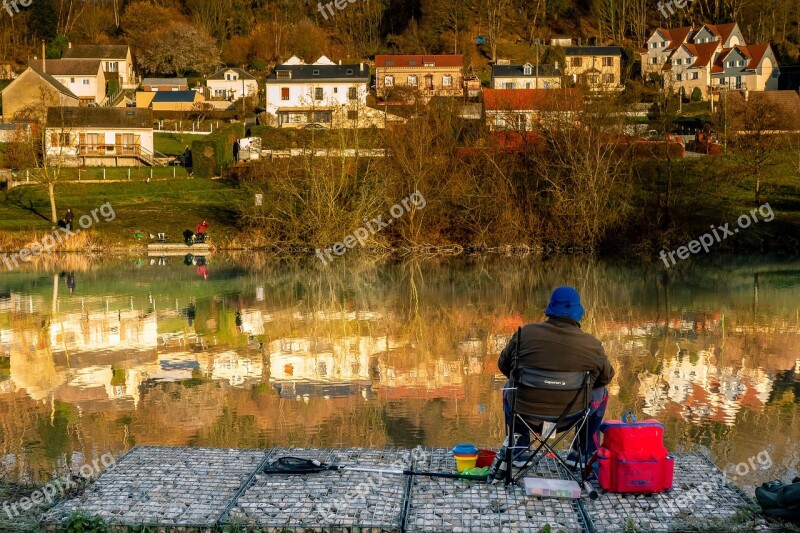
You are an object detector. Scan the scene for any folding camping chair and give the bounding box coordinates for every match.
[501,327,598,498]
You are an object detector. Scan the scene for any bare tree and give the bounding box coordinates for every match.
[482,0,511,64]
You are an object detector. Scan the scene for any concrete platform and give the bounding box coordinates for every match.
[39,446,780,532]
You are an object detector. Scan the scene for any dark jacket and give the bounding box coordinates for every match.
[498,317,615,417]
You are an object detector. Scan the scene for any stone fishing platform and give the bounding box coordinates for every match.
[41,446,778,532]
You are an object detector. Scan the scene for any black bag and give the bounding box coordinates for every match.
[756,477,800,522]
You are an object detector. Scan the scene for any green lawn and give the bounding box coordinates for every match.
[0,179,248,245]
[154,132,208,155]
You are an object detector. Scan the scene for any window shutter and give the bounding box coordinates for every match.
[116,133,122,154]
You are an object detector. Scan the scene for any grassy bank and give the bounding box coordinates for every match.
[0,179,248,248]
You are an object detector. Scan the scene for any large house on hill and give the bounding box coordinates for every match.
[374,54,464,100]
[641,23,779,99]
[62,43,137,90]
[265,56,372,128]
[491,63,562,89]
[563,46,623,91]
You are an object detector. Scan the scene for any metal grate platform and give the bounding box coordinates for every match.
[221,447,411,532]
[404,448,588,533]
[42,446,267,528]
[581,452,774,532]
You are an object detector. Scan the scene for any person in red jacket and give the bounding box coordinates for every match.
[195,221,209,243]
[498,286,615,466]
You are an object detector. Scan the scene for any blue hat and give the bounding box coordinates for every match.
[545,286,584,322]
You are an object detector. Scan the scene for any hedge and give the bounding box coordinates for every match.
[191,123,245,179]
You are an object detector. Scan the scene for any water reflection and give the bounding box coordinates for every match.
[0,256,798,488]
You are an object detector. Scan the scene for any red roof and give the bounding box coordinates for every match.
[483,89,583,112]
[703,22,738,44]
[666,26,694,49]
[374,54,463,68]
[743,43,771,69]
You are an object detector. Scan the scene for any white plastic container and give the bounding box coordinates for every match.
[523,477,582,499]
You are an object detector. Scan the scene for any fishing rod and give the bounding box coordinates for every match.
[263,456,489,482]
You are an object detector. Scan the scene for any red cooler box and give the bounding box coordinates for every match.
[596,411,674,494]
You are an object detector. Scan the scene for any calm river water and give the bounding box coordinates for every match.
[0,254,798,490]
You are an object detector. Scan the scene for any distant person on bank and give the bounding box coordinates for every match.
[64,208,74,231]
[498,286,615,464]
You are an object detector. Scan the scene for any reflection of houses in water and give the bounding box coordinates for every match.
[378,358,467,400]
[49,310,158,354]
[200,350,262,386]
[640,349,773,425]
[268,336,394,399]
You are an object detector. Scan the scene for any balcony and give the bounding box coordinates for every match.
[77,143,141,156]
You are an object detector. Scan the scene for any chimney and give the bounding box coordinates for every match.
[338,59,342,65]
[68,42,72,49]
[360,62,364,71]
[41,41,46,73]
[744,89,749,101]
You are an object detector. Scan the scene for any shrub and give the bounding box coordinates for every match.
[691,87,703,102]
[191,122,245,179]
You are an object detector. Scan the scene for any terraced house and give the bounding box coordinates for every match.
[641,22,779,99]
[374,54,463,100]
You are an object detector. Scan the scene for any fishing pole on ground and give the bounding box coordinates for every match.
[263,456,490,482]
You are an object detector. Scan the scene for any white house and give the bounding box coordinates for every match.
[206,67,258,100]
[45,107,156,167]
[30,59,106,106]
[491,63,562,89]
[62,44,137,89]
[265,56,370,128]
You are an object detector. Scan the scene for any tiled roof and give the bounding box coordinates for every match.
[492,64,562,78]
[46,107,152,129]
[266,63,369,82]
[142,78,188,86]
[151,91,197,103]
[207,67,257,81]
[374,54,463,68]
[62,45,129,60]
[563,46,622,56]
[703,22,738,44]
[30,59,102,76]
[483,88,583,111]
[26,66,78,98]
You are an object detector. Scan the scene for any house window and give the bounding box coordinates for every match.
[661,42,667,47]
[226,74,231,80]
[82,79,90,85]
[347,110,357,120]
[51,132,70,146]
[333,87,338,93]
[442,75,453,86]
[602,57,613,67]
[423,62,434,67]
[504,82,514,89]
[603,73,615,84]
[675,59,682,65]
[738,60,745,67]
[651,58,658,64]
[525,82,531,89]
[385,60,394,66]
[543,81,551,89]
[571,57,583,68]
[691,72,699,80]
[314,87,324,100]
[588,75,598,84]
[348,87,357,100]
[408,60,417,66]
[277,71,291,79]
[346,69,353,75]
[281,87,290,100]
[651,43,657,49]
[719,78,726,85]
[408,75,418,86]
[384,75,394,87]
[523,64,532,75]
[676,74,683,81]
[70,77,75,83]
[312,69,320,76]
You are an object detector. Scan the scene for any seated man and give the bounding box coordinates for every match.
[498,286,615,465]
[195,221,209,243]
